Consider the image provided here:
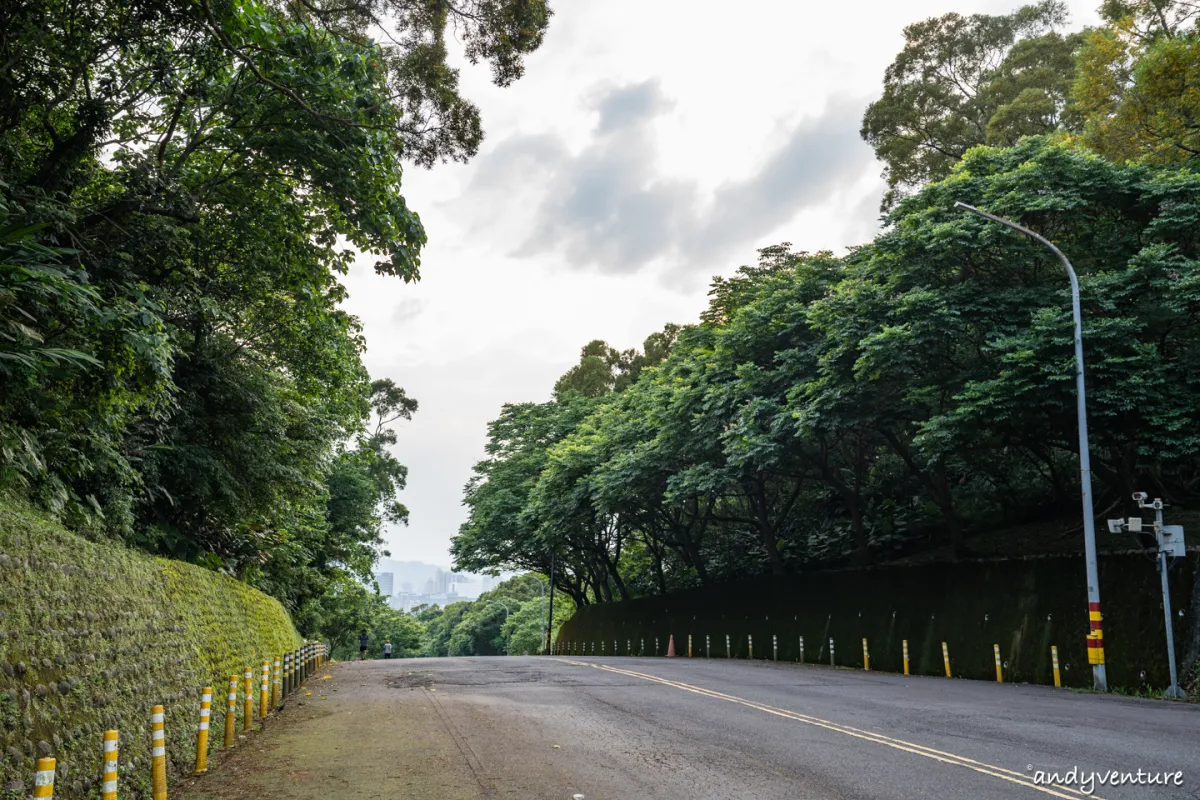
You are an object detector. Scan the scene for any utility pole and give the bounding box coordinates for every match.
[1108,495,1187,698]
[544,552,556,655]
[955,203,1107,691]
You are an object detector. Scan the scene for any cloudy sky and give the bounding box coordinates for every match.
[342,0,1104,567]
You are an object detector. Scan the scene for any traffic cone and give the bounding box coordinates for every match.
[667,635,676,657]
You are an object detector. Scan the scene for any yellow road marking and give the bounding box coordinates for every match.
[554,658,1099,800]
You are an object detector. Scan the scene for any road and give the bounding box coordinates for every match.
[178,656,1200,800]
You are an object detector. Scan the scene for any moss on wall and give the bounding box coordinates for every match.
[0,501,302,798]
[558,552,1197,692]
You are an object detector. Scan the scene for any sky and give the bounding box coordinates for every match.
[342,0,1105,567]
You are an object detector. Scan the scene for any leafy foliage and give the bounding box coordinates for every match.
[456,138,1200,604]
[1074,0,1200,161]
[0,0,550,612]
[861,1,1081,207]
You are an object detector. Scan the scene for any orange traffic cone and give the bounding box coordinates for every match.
[667,635,676,657]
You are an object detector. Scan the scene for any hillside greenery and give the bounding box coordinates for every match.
[312,573,574,659]
[0,0,551,621]
[457,0,1200,603]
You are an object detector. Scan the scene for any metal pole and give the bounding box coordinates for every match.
[545,552,556,656]
[955,202,1108,691]
[1155,505,1183,698]
[539,579,546,657]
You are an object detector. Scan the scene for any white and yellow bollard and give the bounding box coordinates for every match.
[994,644,1003,683]
[102,731,119,800]
[260,660,270,719]
[942,642,952,678]
[862,638,870,671]
[902,639,910,675]
[613,639,617,655]
[34,757,55,799]
[273,657,282,707]
[1051,645,1062,687]
[726,634,731,658]
[225,675,238,747]
[748,634,753,660]
[688,634,693,658]
[829,637,835,667]
[773,634,778,661]
[799,636,804,663]
[284,651,291,695]
[706,634,711,658]
[195,686,212,773]
[243,667,254,731]
[151,704,167,800]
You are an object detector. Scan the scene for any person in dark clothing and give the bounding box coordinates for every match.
[359,631,369,660]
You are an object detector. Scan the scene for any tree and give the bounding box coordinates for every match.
[1073,0,1200,161]
[861,1,1081,207]
[455,136,1200,600]
[0,0,552,610]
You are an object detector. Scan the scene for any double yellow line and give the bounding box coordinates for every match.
[554,659,1100,800]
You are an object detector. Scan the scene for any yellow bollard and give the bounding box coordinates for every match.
[688,634,693,657]
[994,644,1003,683]
[243,668,254,731]
[1051,645,1062,688]
[862,638,870,670]
[151,704,167,800]
[34,757,55,799]
[748,634,753,660]
[273,657,282,708]
[101,731,119,800]
[942,642,952,678]
[902,639,910,675]
[260,660,270,719]
[195,686,212,773]
[224,675,238,747]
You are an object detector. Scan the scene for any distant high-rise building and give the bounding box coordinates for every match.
[376,572,394,596]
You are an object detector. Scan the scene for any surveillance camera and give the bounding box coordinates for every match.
[1152,499,1163,510]
[1132,491,1148,502]
[1107,519,1125,534]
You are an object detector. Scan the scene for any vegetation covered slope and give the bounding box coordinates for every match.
[0,498,301,798]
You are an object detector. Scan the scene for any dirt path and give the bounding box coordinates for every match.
[177,661,489,800]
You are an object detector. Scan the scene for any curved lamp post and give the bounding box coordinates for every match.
[955,202,1107,691]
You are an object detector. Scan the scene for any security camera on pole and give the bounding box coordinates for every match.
[1107,493,1187,699]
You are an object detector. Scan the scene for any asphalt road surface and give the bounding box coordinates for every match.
[179,656,1200,800]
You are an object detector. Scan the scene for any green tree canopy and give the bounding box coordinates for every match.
[862,1,1081,207]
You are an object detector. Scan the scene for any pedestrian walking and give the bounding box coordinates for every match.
[384,641,393,659]
[359,631,369,660]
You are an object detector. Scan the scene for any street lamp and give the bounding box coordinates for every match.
[488,600,511,656]
[955,202,1108,692]
[532,577,547,655]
